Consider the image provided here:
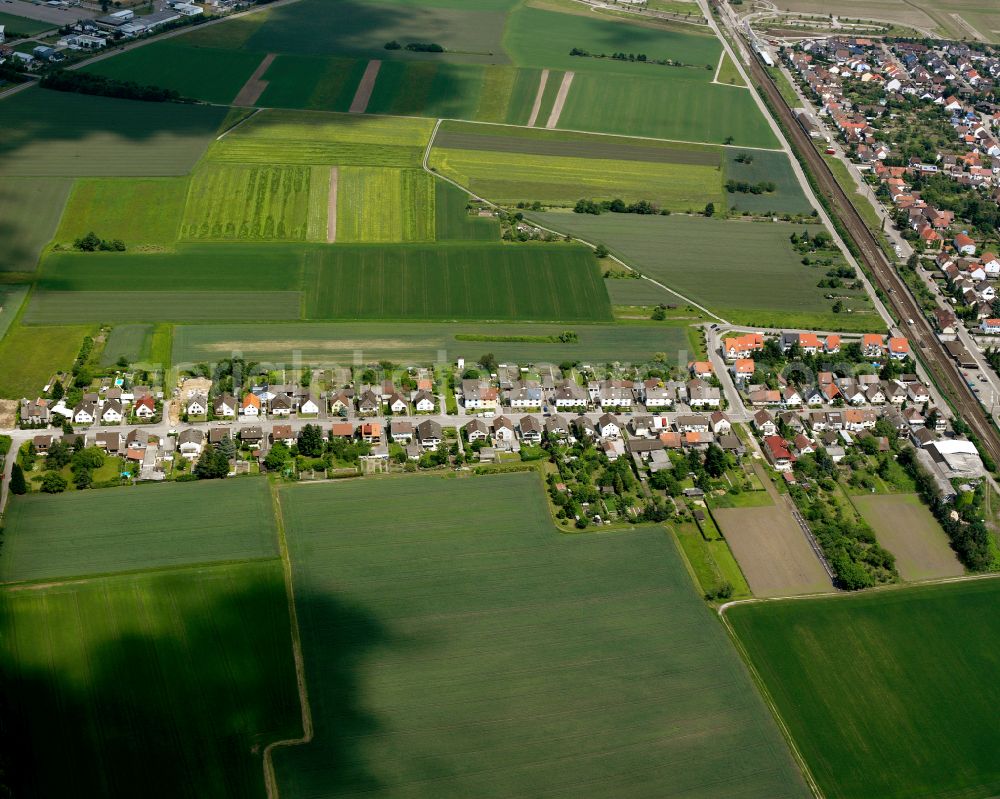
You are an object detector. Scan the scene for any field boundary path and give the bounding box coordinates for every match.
[262,484,314,799]
[232,53,276,107]
[711,51,725,84]
[349,60,382,114]
[326,167,338,244]
[526,69,550,127]
[545,71,575,129]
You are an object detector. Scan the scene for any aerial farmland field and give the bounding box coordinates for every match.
[336,167,435,242]
[0,177,72,271]
[181,164,317,241]
[724,148,813,215]
[100,324,154,366]
[0,478,279,583]
[0,560,301,798]
[171,320,689,366]
[435,181,500,241]
[527,212,878,330]
[53,178,188,248]
[255,55,368,111]
[83,41,264,105]
[302,243,611,321]
[729,579,1000,799]
[0,89,228,177]
[0,10,53,35]
[272,473,809,799]
[0,323,92,400]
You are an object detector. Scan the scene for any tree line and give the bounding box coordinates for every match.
[40,70,192,103]
[574,198,667,216]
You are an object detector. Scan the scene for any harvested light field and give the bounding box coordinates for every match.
[272,473,809,799]
[54,178,188,248]
[0,479,278,583]
[181,164,316,241]
[716,505,833,597]
[854,494,963,581]
[207,108,433,167]
[430,147,723,209]
[724,148,812,215]
[336,167,435,242]
[0,177,72,271]
[729,578,1000,799]
[0,323,91,399]
[100,324,154,366]
[302,243,611,321]
[435,181,499,241]
[528,212,876,330]
[172,321,688,365]
[24,290,303,324]
[83,42,264,104]
[0,89,227,177]
[0,561,301,798]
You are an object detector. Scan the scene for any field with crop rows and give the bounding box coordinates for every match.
[0,285,28,341]
[729,579,1000,799]
[0,10,52,34]
[257,55,367,111]
[0,479,279,583]
[24,290,303,324]
[272,473,809,799]
[0,560,301,798]
[559,73,779,147]
[37,245,304,292]
[430,147,723,209]
[0,178,72,271]
[724,149,812,215]
[303,243,611,321]
[83,41,264,104]
[181,164,316,241]
[0,89,227,177]
[100,324,154,366]
[435,181,499,241]
[336,167,435,242]
[54,178,188,248]
[172,320,689,365]
[207,108,433,167]
[0,323,91,399]
[528,212,877,329]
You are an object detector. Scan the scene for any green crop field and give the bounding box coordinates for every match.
[271,473,808,798]
[207,108,433,167]
[181,164,317,241]
[100,324,154,366]
[715,52,746,86]
[506,5,720,78]
[0,89,228,177]
[558,73,779,147]
[605,276,680,306]
[256,55,367,111]
[728,579,1000,799]
[434,120,723,164]
[430,147,723,209]
[504,67,546,125]
[365,61,485,120]
[54,178,188,248]
[0,178,72,271]
[302,243,611,321]
[0,285,29,342]
[37,245,304,292]
[24,290,303,324]
[435,181,499,241]
[337,167,435,242]
[0,560,301,798]
[0,323,91,399]
[724,149,812,215]
[172,320,690,365]
[528,212,877,330]
[0,10,52,34]
[240,0,512,62]
[83,42,264,104]
[0,479,278,583]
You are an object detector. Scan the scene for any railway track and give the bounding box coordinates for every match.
[743,49,1000,467]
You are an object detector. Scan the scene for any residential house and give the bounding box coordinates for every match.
[519,415,543,444]
[357,390,380,416]
[73,402,97,425]
[269,394,293,417]
[239,426,263,447]
[19,398,50,426]
[710,411,732,435]
[360,421,383,444]
[329,391,353,415]
[954,232,977,255]
[186,393,208,417]
[386,393,409,415]
[545,415,569,439]
[101,399,124,424]
[642,382,673,409]
[598,413,621,439]
[553,381,588,409]
[240,393,262,417]
[213,393,237,418]
[573,416,596,439]
[753,410,777,436]
[413,390,435,413]
[330,421,354,439]
[299,394,322,416]
[731,359,755,383]
[208,428,231,446]
[763,435,795,471]
[888,337,910,360]
[464,418,490,442]
[686,379,721,409]
[676,414,710,434]
[272,424,296,447]
[493,416,517,447]
[177,428,205,459]
[862,334,885,358]
[94,431,124,455]
[508,381,542,409]
[390,421,414,443]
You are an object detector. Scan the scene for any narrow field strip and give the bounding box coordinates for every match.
[349,59,382,114]
[233,52,277,107]
[545,71,574,129]
[326,166,338,243]
[526,68,549,128]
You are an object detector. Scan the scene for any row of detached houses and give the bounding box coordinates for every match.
[21,386,160,427]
